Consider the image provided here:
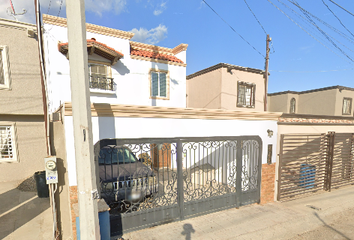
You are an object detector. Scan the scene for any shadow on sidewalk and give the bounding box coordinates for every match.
[181,223,195,240]
[0,188,50,239]
[314,212,350,240]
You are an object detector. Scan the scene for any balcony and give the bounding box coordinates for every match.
[89,74,115,91]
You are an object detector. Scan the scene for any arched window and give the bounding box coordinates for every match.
[290,98,296,114]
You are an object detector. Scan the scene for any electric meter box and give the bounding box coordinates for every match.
[44,156,58,184]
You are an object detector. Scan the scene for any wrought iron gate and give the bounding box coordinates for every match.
[278,132,354,201]
[94,136,262,235]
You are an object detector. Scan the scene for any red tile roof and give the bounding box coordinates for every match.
[58,38,124,64]
[131,49,184,64]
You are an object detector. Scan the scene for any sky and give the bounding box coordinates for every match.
[1,0,354,93]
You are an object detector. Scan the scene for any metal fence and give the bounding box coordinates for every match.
[94,136,262,235]
[278,132,354,201]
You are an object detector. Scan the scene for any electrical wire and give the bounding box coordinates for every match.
[329,0,354,17]
[288,0,354,62]
[270,68,354,73]
[322,0,354,38]
[202,0,265,58]
[267,0,354,65]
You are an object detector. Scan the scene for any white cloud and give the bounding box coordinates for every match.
[131,24,168,45]
[153,1,167,16]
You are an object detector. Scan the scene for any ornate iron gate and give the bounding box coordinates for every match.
[94,136,262,235]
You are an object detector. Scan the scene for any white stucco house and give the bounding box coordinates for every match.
[42,14,188,113]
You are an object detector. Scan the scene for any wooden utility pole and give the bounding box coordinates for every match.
[66,0,100,239]
[264,34,271,111]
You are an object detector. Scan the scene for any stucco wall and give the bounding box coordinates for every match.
[221,68,265,111]
[0,117,47,182]
[0,22,43,115]
[268,93,299,113]
[186,68,222,109]
[43,24,187,112]
[298,89,337,115]
[50,120,72,240]
[335,89,354,116]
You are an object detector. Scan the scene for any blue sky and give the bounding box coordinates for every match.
[1,0,354,93]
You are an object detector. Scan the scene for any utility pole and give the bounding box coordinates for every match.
[66,0,100,239]
[264,34,271,111]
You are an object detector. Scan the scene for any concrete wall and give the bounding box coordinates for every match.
[335,89,354,116]
[221,68,265,111]
[43,24,187,113]
[0,19,47,182]
[298,89,337,115]
[186,68,222,109]
[0,21,43,115]
[50,120,72,240]
[0,116,47,182]
[268,93,299,113]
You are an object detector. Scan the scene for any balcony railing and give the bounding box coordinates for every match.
[89,74,115,91]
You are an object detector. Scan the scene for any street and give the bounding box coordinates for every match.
[122,186,354,240]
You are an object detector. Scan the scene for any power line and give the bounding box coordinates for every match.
[267,0,353,64]
[202,0,265,58]
[329,0,354,17]
[288,0,354,62]
[270,68,354,73]
[322,0,354,38]
[243,0,267,35]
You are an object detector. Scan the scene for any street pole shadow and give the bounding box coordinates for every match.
[181,223,195,240]
[314,212,350,240]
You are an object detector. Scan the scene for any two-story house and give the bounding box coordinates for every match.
[0,18,47,183]
[268,85,354,116]
[42,14,188,113]
[186,63,266,111]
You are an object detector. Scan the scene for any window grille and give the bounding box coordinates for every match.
[342,98,352,115]
[89,64,115,91]
[0,126,14,160]
[237,82,255,107]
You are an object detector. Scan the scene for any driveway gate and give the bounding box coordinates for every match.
[278,132,354,201]
[94,136,262,235]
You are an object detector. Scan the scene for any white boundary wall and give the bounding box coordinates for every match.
[63,115,278,186]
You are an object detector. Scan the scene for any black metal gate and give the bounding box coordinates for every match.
[94,136,262,236]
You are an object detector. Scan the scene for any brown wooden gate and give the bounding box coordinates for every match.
[278,132,354,201]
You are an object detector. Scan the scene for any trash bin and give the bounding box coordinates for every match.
[75,199,111,240]
[299,164,316,189]
[34,171,49,198]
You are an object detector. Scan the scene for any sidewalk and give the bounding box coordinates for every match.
[0,180,52,240]
[122,186,354,240]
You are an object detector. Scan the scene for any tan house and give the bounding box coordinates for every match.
[0,18,47,182]
[187,63,266,111]
[268,85,354,116]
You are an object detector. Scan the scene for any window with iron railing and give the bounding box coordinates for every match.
[0,125,16,162]
[342,97,352,115]
[237,82,255,108]
[89,63,115,91]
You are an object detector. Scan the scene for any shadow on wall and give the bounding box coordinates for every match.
[0,187,50,239]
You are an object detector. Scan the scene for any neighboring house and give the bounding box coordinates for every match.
[268,85,354,116]
[0,18,47,182]
[42,14,188,112]
[186,63,266,111]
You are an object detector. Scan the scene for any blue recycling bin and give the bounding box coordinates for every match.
[299,164,316,189]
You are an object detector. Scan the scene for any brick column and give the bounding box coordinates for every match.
[260,163,276,204]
